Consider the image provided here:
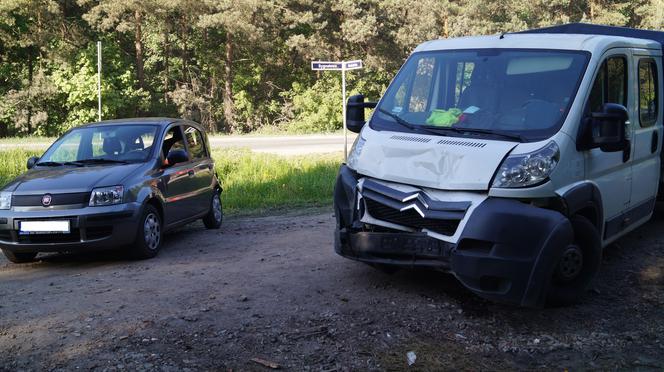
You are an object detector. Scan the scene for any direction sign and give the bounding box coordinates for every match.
[310,59,364,161]
[344,60,363,70]
[311,61,344,71]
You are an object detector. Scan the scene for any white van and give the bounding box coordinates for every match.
[333,23,663,307]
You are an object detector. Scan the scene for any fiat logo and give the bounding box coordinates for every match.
[41,194,52,207]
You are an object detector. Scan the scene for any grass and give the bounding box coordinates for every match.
[0,148,341,215]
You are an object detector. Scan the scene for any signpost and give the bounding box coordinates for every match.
[311,60,363,161]
[97,41,102,122]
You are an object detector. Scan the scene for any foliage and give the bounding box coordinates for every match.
[0,0,662,136]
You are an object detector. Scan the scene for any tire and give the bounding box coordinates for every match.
[130,204,163,259]
[547,215,602,306]
[202,192,223,229]
[2,250,37,264]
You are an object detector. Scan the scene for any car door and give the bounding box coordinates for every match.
[583,51,633,241]
[628,51,662,223]
[158,124,198,226]
[183,125,214,215]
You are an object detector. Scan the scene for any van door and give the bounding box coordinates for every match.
[628,52,662,226]
[583,51,632,241]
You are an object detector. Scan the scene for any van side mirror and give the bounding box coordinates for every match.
[590,103,628,152]
[346,94,377,133]
[27,156,39,169]
[165,149,189,166]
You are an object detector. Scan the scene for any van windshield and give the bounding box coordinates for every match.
[371,49,590,142]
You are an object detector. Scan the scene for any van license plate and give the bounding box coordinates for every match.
[19,221,70,234]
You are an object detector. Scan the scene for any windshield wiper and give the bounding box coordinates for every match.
[72,158,130,165]
[377,108,443,136]
[35,161,64,167]
[422,125,524,142]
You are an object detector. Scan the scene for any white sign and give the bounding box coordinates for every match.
[310,59,364,160]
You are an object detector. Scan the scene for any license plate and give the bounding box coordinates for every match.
[19,220,70,235]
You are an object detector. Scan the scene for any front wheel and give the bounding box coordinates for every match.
[202,192,223,229]
[547,215,602,306]
[2,250,37,264]
[130,205,163,259]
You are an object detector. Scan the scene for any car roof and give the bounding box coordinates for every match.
[78,117,204,130]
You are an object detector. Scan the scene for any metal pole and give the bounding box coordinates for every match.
[97,41,102,122]
[342,65,347,162]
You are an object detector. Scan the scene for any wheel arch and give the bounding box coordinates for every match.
[560,182,603,232]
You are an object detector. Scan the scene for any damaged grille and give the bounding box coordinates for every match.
[361,179,470,236]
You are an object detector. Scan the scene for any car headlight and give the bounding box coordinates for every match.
[89,186,124,207]
[0,192,12,210]
[347,135,366,169]
[492,141,560,188]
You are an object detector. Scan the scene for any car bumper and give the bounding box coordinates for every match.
[333,165,574,308]
[0,202,142,254]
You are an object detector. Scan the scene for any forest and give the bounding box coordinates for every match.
[0,0,662,136]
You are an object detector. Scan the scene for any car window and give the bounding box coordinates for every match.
[638,58,659,128]
[48,131,82,162]
[588,56,627,113]
[40,125,158,164]
[184,126,206,160]
[162,126,186,159]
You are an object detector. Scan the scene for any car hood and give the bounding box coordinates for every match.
[350,128,518,191]
[4,164,144,194]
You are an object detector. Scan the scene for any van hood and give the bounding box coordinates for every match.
[3,164,143,194]
[351,128,518,191]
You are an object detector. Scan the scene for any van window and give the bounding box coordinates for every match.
[184,126,207,159]
[588,56,627,113]
[639,58,659,128]
[372,49,590,142]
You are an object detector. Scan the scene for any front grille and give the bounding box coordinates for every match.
[86,226,113,240]
[17,229,81,244]
[365,198,460,236]
[13,192,89,207]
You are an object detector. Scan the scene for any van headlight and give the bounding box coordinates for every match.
[89,186,124,206]
[0,192,12,210]
[492,141,559,188]
[347,135,366,170]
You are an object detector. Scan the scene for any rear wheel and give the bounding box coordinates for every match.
[130,204,163,259]
[547,215,602,306]
[202,192,223,229]
[2,250,37,264]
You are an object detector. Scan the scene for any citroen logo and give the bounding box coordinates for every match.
[42,194,52,207]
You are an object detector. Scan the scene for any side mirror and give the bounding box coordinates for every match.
[27,156,39,170]
[346,94,377,133]
[165,149,189,166]
[590,103,628,152]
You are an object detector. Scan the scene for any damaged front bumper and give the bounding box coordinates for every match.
[333,165,573,308]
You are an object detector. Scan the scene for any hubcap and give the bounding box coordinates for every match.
[213,195,222,222]
[555,244,584,282]
[143,213,161,250]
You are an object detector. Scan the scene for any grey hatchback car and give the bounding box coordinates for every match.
[0,118,223,263]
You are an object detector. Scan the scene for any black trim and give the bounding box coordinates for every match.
[362,179,470,212]
[604,197,656,239]
[561,182,603,230]
[13,192,90,207]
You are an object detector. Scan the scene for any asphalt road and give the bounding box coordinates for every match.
[1,209,663,370]
[0,133,357,156]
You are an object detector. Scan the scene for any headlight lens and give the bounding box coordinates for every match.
[347,135,366,169]
[89,186,124,207]
[0,192,12,210]
[492,141,560,188]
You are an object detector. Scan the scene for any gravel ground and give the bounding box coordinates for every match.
[0,209,663,371]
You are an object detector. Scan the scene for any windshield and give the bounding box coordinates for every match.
[372,49,590,142]
[39,125,158,165]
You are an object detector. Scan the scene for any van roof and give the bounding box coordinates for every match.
[518,23,664,54]
[414,23,663,55]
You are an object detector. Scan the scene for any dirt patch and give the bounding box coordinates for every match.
[0,209,663,370]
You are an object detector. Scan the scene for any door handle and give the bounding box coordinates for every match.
[651,131,658,154]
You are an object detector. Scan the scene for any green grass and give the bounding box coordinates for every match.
[0,148,341,215]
